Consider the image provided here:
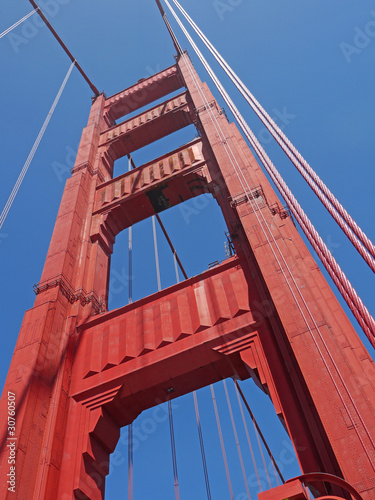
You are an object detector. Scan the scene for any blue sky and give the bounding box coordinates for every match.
[1,1,374,498]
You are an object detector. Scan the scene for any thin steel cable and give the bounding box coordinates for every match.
[234,381,284,485]
[155,213,188,280]
[223,380,251,499]
[173,252,180,283]
[128,157,133,304]
[252,414,272,488]
[128,155,188,281]
[151,216,180,498]
[0,61,75,231]
[170,0,375,273]
[193,391,212,500]
[233,381,263,492]
[168,401,181,500]
[152,215,162,292]
[127,424,133,500]
[128,226,133,303]
[0,9,38,38]
[210,384,234,500]
[127,158,134,500]
[163,11,375,467]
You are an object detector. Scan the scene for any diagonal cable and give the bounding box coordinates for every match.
[0,61,75,231]
[0,9,38,38]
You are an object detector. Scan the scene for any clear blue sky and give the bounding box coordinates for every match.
[1,1,374,498]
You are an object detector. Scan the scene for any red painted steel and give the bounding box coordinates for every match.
[259,473,364,500]
[0,57,374,500]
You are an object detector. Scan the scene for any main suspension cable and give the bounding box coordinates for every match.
[155,0,183,55]
[164,9,375,466]
[0,9,38,39]
[27,0,99,95]
[0,61,75,231]
[164,0,375,349]
[169,0,375,274]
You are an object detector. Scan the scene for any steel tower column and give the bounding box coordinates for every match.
[0,57,374,500]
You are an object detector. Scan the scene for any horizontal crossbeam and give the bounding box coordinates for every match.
[94,139,206,215]
[71,258,259,403]
[99,91,193,160]
[104,64,184,122]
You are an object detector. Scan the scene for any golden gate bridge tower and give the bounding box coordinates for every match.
[1,1,375,499]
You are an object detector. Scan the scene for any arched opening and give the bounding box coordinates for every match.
[108,192,228,311]
[105,379,302,499]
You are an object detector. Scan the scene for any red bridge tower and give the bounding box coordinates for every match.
[0,54,374,500]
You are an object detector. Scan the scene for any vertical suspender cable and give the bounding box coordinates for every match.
[223,380,251,499]
[210,384,234,500]
[252,413,272,488]
[0,61,75,231]
[173,253,180,283]
[168,401,181,500]
[152,217,180,498]
[193,391,212,500]
[152,215,162,292]
[169,0,375,273]
[157,217,211,500]
[156,214,211,500]
[127,424,133,500]
[234,380,286,485]
[0,9,38,38]
[127,157,134,500]
[128,226,133,303]
[158,211,211,500]
[127,155,188,281]
[128,156,133,304]
[233,381,263,492]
